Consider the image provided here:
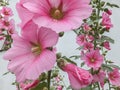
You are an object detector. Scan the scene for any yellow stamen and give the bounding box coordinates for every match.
[31,45,42,55]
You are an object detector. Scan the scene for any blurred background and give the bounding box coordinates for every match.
[0,0,120,90]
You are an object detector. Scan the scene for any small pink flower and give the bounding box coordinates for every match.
[83,42,94,50]
[102,12,113,30]
[0,36,4,40]
[106,10,112,15]
[83,50,103,69]
[108,68,120,87]
[103,41,111,50]
[0,18,15,30]
[16,0,92,32]
[0,6,13,17]
[56,85,63,90]
[4,21,59,82]
[20,80,39,90]
[87,35,94,41]
[76,35,86,46]
[63,64,93,90]
[83,23,91,31]
[93,70,106,88]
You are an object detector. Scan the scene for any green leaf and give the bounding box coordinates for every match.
[66,85,72,90]
[102,64,113,71]
[106,3,119,8]
[101,35,114,44]
[81,62,85,67]
[62,56,77,65]
[31,82,48,90]
[108,64,120,70]
[69,55,80,60]
[3,71,10,76]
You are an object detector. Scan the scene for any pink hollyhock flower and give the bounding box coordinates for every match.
[93,70,106,88]
[0,18,15,30]
[102,12,113,30]
[63,64,93,90]
[76,35,86,46]
[0,6,13,17]
[103,41,111,50]
[20,80,39,90]
[83,42,94,50]
[16,0,92,32]
[4,21,59,82]
[0,36,4,40]
[87,35,94,41]
[56,85,63,90]
[83,50,103,69]
[83,23,91,31]
[108,68,120,87]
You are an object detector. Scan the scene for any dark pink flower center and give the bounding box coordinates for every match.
[31,45,42,55]
[50,8,64,20]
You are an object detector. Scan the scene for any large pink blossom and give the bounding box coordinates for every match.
[4,21,59,82]
[108,68,120,87]
[63,64,93,90]
[16,0,92,32]
[83,50,103,69]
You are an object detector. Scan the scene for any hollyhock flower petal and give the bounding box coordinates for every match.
[38,27,59,48]
[17,0,92,32]
[63,64,93,89]
[4,23,58,82]
[26,50,56,80]
[16,2,34,28]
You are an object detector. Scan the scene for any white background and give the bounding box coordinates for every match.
[0,0,120,90]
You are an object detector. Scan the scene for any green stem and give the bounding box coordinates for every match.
[94,0,101,49]
[47,70,51,90]
[97,82,100,90]
[17,84,20,90]
[108,80,111,90]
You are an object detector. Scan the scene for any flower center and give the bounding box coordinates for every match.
[31,45,42,55]
[50,8,64,20]
[91,58,95,63]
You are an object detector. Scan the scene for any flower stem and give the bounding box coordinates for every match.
[17,84,20,90]
[47,70,51,90]
[97,82,100,90]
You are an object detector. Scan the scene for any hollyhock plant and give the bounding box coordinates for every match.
[61,63,93,90]
[4,21,59,82]
[108,68,120,87]
[83,50,103,69]
[16,0,92,32]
